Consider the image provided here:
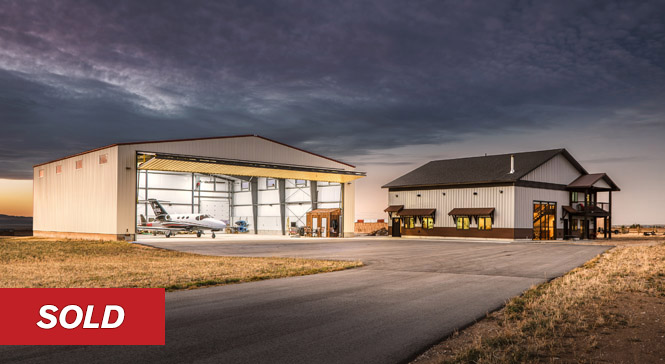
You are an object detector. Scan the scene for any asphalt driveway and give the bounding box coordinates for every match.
[0,237,610,364]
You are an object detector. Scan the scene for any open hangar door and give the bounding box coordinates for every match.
[135,152,365,237]
[136,170,233,227]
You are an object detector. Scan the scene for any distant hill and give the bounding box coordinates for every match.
[0,214,33,229]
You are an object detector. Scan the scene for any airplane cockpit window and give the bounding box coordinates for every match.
[195,216,200,220]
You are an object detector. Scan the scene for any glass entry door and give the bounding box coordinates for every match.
[533,201,557,240]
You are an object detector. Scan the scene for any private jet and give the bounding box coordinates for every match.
[139,199,227,238]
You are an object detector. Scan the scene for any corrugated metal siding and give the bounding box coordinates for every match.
[521,154,582,185]
[117,137,357,235]
[388,186,515,228]
[33,146,118,234]
[514,187,569,229]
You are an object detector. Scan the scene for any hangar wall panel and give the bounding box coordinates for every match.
[33,146,119,236]
[521,154,582,185]
[388,186,515,228]
[514,187,569,229]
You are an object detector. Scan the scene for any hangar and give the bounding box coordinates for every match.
[33,135,365,241]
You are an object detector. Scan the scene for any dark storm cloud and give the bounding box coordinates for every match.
[1,0,665,178]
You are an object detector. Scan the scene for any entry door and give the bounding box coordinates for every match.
[321,218,327,237]
[312,217,318,236]
[392,218,401,237]
[533,202,556,240]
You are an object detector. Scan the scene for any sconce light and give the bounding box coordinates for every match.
[442,192,446,196]
[417,194,421,197]
[395,194,399,198]
[499,190,504,194]
[473,192,478,196]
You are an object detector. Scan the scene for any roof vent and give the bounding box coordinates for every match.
[509,155,515,174]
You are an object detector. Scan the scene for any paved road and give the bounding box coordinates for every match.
[1,238,609,364]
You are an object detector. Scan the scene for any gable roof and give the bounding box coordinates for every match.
[382,149,587,189]
[568,173,620,191]
[34,135,355,168]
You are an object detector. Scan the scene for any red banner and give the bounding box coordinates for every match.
[0,288,165,345]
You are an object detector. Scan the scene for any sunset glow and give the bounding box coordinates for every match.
[0,179,33,217]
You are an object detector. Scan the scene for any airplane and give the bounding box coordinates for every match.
[138,199,227,238]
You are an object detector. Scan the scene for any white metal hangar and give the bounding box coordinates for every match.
[33,135,365,241]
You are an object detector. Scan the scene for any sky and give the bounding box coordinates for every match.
[0,0,664,224]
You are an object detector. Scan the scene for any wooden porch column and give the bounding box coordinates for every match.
[603,217,607,239]
[608,191,612,240]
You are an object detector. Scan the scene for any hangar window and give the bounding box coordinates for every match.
[456,216,470,230]
[266,178,277,189]
[75,160,83,169]
[478,216,492,230]
[99,154,108,164]
[56,165,62,174]
[240,181,250,191]
[39,169,44,178]
[295,179,307,187]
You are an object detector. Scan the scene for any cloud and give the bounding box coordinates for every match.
[0,0,665,178]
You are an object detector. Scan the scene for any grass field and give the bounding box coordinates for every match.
[414,238,665,364]
[0,238,362,290]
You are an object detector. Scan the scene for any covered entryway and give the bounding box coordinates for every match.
[384,205,404,237]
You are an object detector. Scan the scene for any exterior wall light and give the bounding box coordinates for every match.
[473,192,478,196]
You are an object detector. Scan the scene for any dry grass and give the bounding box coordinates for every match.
[0,238,362,291]
[414,238,665,363]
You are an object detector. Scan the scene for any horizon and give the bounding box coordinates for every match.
[1,1,664,224]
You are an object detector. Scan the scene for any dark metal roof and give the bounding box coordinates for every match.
[448,208,495,216]
[568,173,620,191]
[382,149,587,189]
[398,208,436,216]
[384,205,404,213]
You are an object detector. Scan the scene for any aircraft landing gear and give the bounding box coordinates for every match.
[196,231,202,238]
[212,232,216,239]
[166,231,172,238]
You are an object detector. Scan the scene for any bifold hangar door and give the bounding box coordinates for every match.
[135,152,365,235]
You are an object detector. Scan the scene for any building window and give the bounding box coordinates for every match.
[571,191,578,202]
[56,165,62,174]
[99,154,108,164]
[39,169,44,178]
[422,216,434,229]
[405,217,415,229]
[240,181,250,191]
[75,160,83,169]
[478,216,492,230]
[456,216,470,230]
[295,179,307,187]
[266,178,277,189]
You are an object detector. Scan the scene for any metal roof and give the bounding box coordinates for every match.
[448,208,495,216]
[567,173,620,191]
[34,135,356,168]
[382,149,587,189]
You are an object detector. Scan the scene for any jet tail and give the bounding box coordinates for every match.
[148,199,169,220]
[139,214,147,225]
